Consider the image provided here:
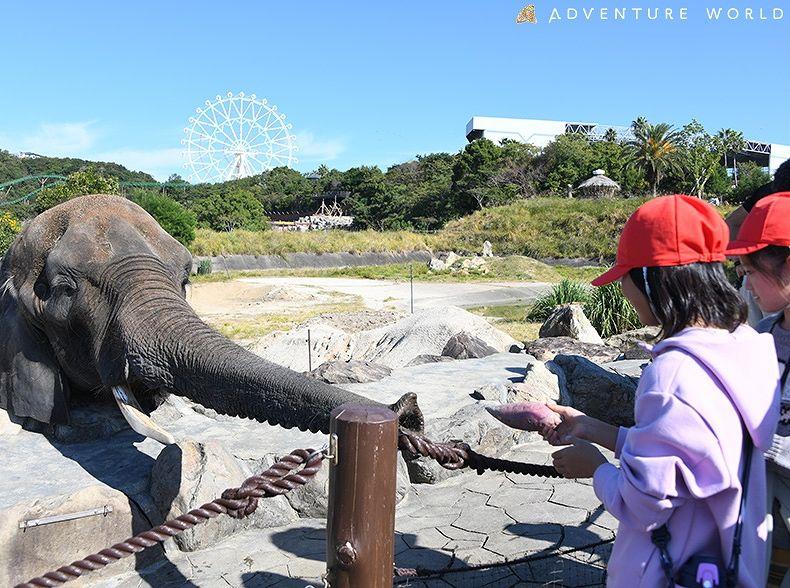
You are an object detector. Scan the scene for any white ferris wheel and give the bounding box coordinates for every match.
[182,92,298,183]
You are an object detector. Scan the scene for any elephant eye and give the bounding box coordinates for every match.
[51,276,77,295]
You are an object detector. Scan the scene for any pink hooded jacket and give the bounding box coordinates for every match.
[593,326,779,587]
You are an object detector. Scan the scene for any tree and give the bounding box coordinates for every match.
[625,120,682,197]
[730,161,771,204]
[716,129,745,186]
[33,168,121,214]
[677,120,725,198]
[0,211,21,256]
[132,192,196,246]
[341,166,397,230]
[449,139,506,213]
[537,134,596,195]
[193,189,267,231]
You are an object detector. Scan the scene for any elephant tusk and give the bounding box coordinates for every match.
[112,386,176,445]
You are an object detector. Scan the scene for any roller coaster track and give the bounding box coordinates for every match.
[0,176,190,207]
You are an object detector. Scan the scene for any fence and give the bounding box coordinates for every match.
[16,403,611,587]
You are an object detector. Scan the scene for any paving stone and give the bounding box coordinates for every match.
[403,527,450,550]
[395,547,454,570]
[452,504,515,534]
[396,513,459,532]
[442,538,485,552]
[502,500,589,527]
[438,524,489,542]
[483,527,563,558]
[549,482,601,511]
[487,487,553,509]
[460,471,510,495]
[449,546,501,566]
[588,507,619,531]
[562,524,615,550]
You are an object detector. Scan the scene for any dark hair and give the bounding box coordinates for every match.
[746,245,790,284]
[773,159,790,192]
[628,263,747,339]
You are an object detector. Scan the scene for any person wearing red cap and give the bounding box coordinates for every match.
[543,195,779,587]
[726,193,790,586]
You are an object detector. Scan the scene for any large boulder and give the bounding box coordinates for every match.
[441,332,498,360]
[539,304,604,345]
[150,440,298,551]
[309,360,392,384]
[471,360,570,406]
[605,326,660,360]
[524,337,620,364]
[252,324,352,373]
[552,355,638,427]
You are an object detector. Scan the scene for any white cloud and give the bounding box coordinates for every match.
[293,131,347,162]
[18,121,99,155]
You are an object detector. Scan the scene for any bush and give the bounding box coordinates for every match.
[33,168,120,214]
[193,189,268,232]
[197,259,212,275]
[0,211,21,255]
[583,282,641,338]
[526,279,591,321]
[132,192,196,246]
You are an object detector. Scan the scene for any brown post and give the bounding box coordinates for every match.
[326,404,398,587]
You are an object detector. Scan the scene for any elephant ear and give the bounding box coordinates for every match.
[0,280,70,425]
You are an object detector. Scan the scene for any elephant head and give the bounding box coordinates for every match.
[0,195,422,442]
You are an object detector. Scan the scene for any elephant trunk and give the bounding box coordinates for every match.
[104,258,421,434]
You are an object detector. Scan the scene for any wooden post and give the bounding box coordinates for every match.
[327,404,398,588]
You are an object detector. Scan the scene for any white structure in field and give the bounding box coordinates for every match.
[466,116,790,174]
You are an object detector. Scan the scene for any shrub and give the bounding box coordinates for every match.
[193,189,268,232]
[0,211,21,255]
[526,279,591,321]
[197,259,212,275]
[583,282,641,338]
[132,193,196,246]
[33,168,120,214]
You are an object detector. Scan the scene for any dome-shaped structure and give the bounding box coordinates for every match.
[576,169,621,199]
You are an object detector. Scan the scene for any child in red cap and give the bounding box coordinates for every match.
[726,193,790,586]
[543,195,779,587]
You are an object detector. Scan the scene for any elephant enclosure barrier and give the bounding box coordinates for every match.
[16,404,612,588]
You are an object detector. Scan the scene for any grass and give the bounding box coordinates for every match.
[468,303,543,343]
[583,282,641,338]
[526,280,592,321]
[203,301,365,341]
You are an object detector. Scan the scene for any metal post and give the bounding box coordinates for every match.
[308,329,312,372]
[409,263,414,314]
[326,404,398,588]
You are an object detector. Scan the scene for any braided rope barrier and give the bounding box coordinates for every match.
[16,448,325,588]
[397,429,562,478]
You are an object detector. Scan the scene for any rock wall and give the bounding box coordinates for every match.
[193,250,433,273]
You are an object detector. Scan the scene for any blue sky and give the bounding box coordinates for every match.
[1,1,788,180]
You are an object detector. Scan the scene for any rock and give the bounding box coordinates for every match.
[252,324,352,373]
[552,355,638,427]
[150,440,298,551]
[605,326,659,360]
[50,400,131,443]
[284,453,411,517]
[471,383,509,403]
[0,484,151,586]
[507,361,571,406]
[444,251,461,267]
[460,257,487,271]
[309,360,392,384]
[405,354,455,366]
[429,258,446,271]
[0,409,21,435]
[442,331,499,360]
[482,240,493,258]
[509,342,526,354]
[539,304,604,345]
[524,337,620,364]
[602,359,649,379]
[405,403,527,484]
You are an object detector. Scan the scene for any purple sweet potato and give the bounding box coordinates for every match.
[486,402,562,432]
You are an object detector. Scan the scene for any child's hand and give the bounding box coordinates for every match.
[551,438,608,479]
[541,403,591,446]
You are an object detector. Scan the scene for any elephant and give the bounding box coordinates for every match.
[0,195,422,442]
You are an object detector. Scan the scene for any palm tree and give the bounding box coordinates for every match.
[716,128,745,186]
[626,119,682,197]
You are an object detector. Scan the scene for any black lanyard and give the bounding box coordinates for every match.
[770,316,790,391]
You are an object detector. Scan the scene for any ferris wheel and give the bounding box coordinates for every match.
[182,92,298,183]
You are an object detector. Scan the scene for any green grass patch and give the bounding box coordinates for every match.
[468,303,543,343]
[583,282,641,338]
[526,280,592,321]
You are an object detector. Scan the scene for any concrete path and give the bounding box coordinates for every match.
[236,277,553,312]
[101,441,615,588]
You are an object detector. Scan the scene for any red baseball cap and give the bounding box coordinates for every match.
[592,195,729,286]
[725,193,790,255]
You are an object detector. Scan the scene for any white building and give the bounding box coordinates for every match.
[466,116,790,175]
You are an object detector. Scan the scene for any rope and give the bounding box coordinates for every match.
[16,447,325,588]
[397,429,562,478]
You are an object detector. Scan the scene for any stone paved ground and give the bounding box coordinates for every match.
[100,440,616,588]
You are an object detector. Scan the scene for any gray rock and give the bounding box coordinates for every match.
[442,331,498,360]
[602,359,650,379]
[405,403,526,484]
[428,257,446,271]
[470,382,509,403]
[553,354,637,427]
[524,337,620,364]
[308,360,392,384]
[508,360,571,405]
[606,326,659,360]
[150,440,297,551]
[405,354,455,366]
[482,240,494,258]
[539,304,604,345]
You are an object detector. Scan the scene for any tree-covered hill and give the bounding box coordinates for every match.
[0,149,155,184]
